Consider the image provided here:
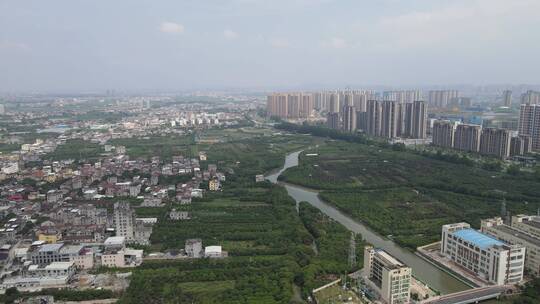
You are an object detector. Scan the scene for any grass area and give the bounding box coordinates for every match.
[200,198,269,207]
[109,135,195,160]
[0,143,20,153]
[313,283,362,304]
[46,139,102,161]
[281,140,540,249]
[177,280,235,293]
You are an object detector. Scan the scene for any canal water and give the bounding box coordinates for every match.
[266,151,470,295]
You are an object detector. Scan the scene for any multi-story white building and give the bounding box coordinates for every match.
[512,214,540,239]
[185,239,203,258]
[481,217,540,277]
[364,246,411,304]
[518,103,540,151]
[114,202,135,242]
[441,223,525,285]
[27,261,76,279]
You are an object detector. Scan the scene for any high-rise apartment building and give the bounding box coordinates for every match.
[328,92,341,114]
[446,97,471,108]
[287,93,300,118]
[300,94,314,118]
[441,223,525,285]
[510,135,532,156]
[326,112,340,130]
[342,106,357,133]
[353,92,371,112]
[403,101,427,139]
[479,128,511,158]
[312,92,323,111]
[364,100,427,139]
[357,111,368,132]
[453,124,481,152]
[518,103,540,151]
[266,93,314,119]
[432,120,456,148]
[114,202,135,242]
[266,93,288,118]
[502,90,512,107]
[481,217,540,277]
[364,246,411,304]
[366,100,383,137]
[383,90,422,103]
[428,90,459,108]
[520,90,540,105]
[380,101,402,139]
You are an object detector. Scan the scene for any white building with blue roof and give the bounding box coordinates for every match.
[441,222,525,285]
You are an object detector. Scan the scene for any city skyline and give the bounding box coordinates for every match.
[1,0,540,92]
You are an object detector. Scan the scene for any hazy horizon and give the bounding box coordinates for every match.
[1,0,540,92]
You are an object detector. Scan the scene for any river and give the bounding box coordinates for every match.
[266,151,470,295]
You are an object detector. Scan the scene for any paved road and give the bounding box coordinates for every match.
[424,286,510,304]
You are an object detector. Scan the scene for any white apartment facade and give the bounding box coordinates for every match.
[481,217,540,277]
[364,246,411,304]
[441,223,525,285]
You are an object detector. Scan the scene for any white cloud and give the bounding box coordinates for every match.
[223,29,239,40]
[269,38,290,48]
[159,22,185,34]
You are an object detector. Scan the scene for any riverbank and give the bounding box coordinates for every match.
[267,150,470,294]
[416,242,480,288]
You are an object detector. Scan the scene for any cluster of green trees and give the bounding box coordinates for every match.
[281,140,540,249]
[119,183,313,303]
[122,189,365,303]
[115,130,363,303]
[510,278,540,304]
[278,121,522,173]
[275,121,373,145]
[0,287,115,304]
[320,188,452,249]
[119,257,298,304]
[298,203,364,297]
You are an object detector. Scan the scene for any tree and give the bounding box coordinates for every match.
[507,165,521,176]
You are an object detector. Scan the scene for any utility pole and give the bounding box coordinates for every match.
[348,232,356,269]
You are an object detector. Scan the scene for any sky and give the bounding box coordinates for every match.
[1,0,539,92]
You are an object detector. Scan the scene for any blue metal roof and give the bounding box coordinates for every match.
[452,229,505,249]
